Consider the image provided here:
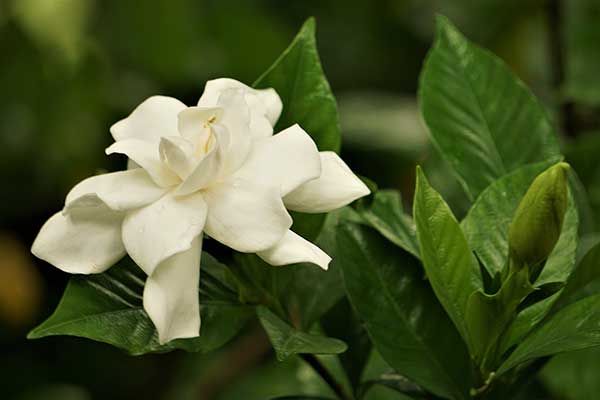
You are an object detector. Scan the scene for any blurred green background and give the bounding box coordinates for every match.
[1,0,600,399]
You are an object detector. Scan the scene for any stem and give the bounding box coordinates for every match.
[546,0,578,137]
[300,353,352,400]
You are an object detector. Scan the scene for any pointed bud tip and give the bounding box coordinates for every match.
[508,162,570,268]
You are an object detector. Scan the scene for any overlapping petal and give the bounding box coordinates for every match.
[31,206,125,274]
[234,124,321,196]
[64,169,167,212]
[122,191,207,276]
[198,78,282,139]
[159,136,195,179]
[106,139,179,187]
[143,236,201,344]
[203,178,292,253]
[257,230,331,270]
[110,96,186,142]
[283,151,370,213]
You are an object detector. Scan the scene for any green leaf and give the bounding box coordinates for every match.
[253,17,339,240]
[413,166,481,350]
[271,397,335,400]
[498,293,600,375]
[465,267,534,369]
[338,222,471,400]
[256,306,347,361]
[358,374,430,400]
[28,255,252,355]
[229,208,354,331]
[321,299,372,391]
[462,162,579,354]
[557,241,600,308]
[254,17,340,153]
[357,189,420,258]
[283,209,353,330]
[419,15,561,200]
[462,161,554,278]
[540,347,600,400]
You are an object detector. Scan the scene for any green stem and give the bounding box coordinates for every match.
[300,353,353,400]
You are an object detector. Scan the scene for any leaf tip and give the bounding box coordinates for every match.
[301,17,317,35]
[433,14,463,46]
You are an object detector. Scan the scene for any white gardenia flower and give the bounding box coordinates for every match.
[31,78,370,344]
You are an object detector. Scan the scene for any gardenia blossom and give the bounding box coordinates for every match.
[31,78,370,344]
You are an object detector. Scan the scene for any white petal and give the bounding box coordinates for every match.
[284,151,370,213]
[235,124,321,196]
[203,178,292,253]
[31,207,125,274]
[198,78,281,138]
[159,136,195,179]
[175,137,223,196]
[143,236,201,344]
[110,96,186,143]
[215,88,252,173]
[122,191,207,276]
[64,169,167,212]
[106,139,179,187]
[255,87,282,126]
[198,78,253,107]
[177,106,222,146]
[257,230,331,270]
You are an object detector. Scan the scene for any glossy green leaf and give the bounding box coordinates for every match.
[28,255,252,355]
[498,293,600,375]
[413,166,481,349]
[462,162,552,277]
[338,222,471,400]
[357,189,420,258]
[461,161,579,285]
[419,15,561,200]
[358,373,430,400]
[540,347,600,400]
[462,162,579,353]
[229,209,354,331]
[253,17,339,240]
[271,397,334,400]
[321,299,372,391]
[557,241,600,308]
[256,306,347,361]
[254,17,340,153]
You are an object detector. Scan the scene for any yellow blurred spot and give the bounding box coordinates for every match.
[0,232,43,329]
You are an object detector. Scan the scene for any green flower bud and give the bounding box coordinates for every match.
[508,162,570,267]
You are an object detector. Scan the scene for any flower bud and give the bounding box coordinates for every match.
[508,162,570,267]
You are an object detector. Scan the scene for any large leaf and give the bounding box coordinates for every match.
[321,299,372,391]
[283,209,354,330]
[254,17,340,153]
[419,15,561,200]
[256,306,347,361]
[413,166,481,350]
[540,347,600,400]
[498,293,600,375]
[357,189,420,259]
[338,223,471,400]
[253,17,340,241]
[462,162,579,353]
[28,255,252,355]
[461,161,553,277]
[229,208,354,331]
[557,241,600,308]
[462,161,579,284]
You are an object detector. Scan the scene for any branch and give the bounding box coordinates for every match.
[300,353,352,400]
